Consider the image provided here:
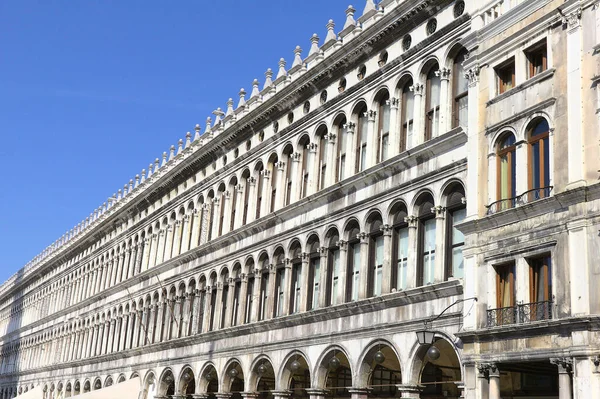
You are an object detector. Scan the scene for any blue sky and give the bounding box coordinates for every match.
[0,0,356,284]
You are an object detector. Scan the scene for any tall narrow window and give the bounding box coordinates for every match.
[220,278,229,329]
[274,267,285,317]
[301,141,310,199]
[448,208,465,279]
[232,278,241,326]
[270,161,277,213]
[327,243,340,306]
[255,166,264,219]
[285,154,293,206]
[230,187,237,231]
[497,133,517,207]
[245,276,254,324]
[425,65,441,141]
[452,50,469,128]
[369,235,384,297]
[242,177,250,225]
[528,254,552,321]
[496,263,515,309]
[346,240,361,302]
[527,118,550,200]
[308,254,320,310]
[290,261,302,314]
[355,107,368,173]
[336,119,347,182]
[400,80,414,152]
[395,225,409,290]
[416,196,436,286]
[526,41,547,78]
[258,271,268,321]
[378,93,391,162]
[319,131,327,190]
[496,58,515,94]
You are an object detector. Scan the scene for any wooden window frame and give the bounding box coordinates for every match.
[335,120,347,183]
[526,41,547,79]
[391,218,409,291]
[527,121,550,196]
[528,254,551,303]
[355,109,368,173]
[367,230,384,297]
[416,214,435,287]
[496,136,517,203]
[495,262,515,309]
[495,58,516,95]
[445,203,466,280]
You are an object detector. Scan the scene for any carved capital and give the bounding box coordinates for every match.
[235,183,244,193]
[291,152,302,162]
[465,65,480,88]
[337,240,348,250]
[247,176,257,185]
[307,142,318,152]
[357,232,369,243]
[326,133,337,143]
[380,224,392,236]
[431,205,445,218]
[562,8,582,30]
[275,161,286,170]
[319,246,328,257]
[550,358,573,374]
[404,215,418,227]
[260,169,271,179]
[387,97,399,109]
[365,110,377,121]
[435,67,451,80]
[343,121,356,133]
[410,83,424,95]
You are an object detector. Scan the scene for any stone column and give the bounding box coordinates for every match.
[336,240,348,304]
[344,122,356,180]
[89,324,98,357]
[366,110,377,167]
[251,269,262,323]
[141,237,152,273]
[123,247,132,280]
[404,216,418,288]
[563,10,585,188]
[299,253,310,312]
[318,247,328,308]
[164,299,173,340]
[200,203,210,245]
[133,310,143,348]
[98,321,107,355]
[396,385,423,399]
[154,300,164,343]
[388,98,399,156]
[181,294,191,337]
[147,305,156,344]
[234,184,245,229]
[436,68,451,135]
[147,234,159,269]
[245,177,257,224]
[156,228,167,265]
[116,252,126,284]
[305,389,328,399]
[181,213,192,253]
[380,224,393,294]
[134,240,144,274]
[172,219,183,258]
[211,197,221,240]
[188,209,199,249]
[357,233,369,300]
[202,286,213,333]
[325,133,336,187]
[282,260,293,316]
[107,319,116,353]
[308,143,319,195]
[119,314,128,350]
[224,278,236,327]
[271,391,291,399]
[221,191,232,235]
[191,290,201,335]
[410,83,424,147]
[550,358,573,399]
[213,283,224,329]
[348,389,369,399]
[266,264,277,318]
[237,274,249,325]
[432,206,446,283]
[260,170,271,216]
[275,161,286,210]
[488,364,500,399]
[289,152,301,203]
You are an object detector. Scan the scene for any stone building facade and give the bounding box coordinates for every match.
[0,0,599,398]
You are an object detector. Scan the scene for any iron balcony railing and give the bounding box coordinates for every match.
[487,300,553,327]
[486,186,553,215]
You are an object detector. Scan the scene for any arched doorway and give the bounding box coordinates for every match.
[281,353,311,399]
[359,342,402,398]
[250,358,275,399]
[316,348,353,399]
[223,361,245,399]
[412,337,462,398]
[178,367,196,399]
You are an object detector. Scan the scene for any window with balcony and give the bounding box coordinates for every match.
[528,254,552,321]
[496,58,515,94]
[492,262,515,326]
[527,118,551,200]
[496,132,517,209]
[526,41,547,78]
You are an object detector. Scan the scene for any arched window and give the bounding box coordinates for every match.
[268,155,278,213]
[220,270,229,329]
[527,118,550,199]
[391,204,409,291]
[317,127,328,190]
[289,242,302,314]
[217,185,226,237]
[255,163,264,219]
[231,265,241,326]
[273,249,285,317]
[283,146,294,206]
[452,49,469,128]
[257,255,269,321]
[377,92,391,162]
[306,238,321,311]
[416,194,436,286]
[496,132,517,208]
[400,79,414,152]
[325,230,340,306]
[229,178,238,232]
[425,64,441,141]
[244,260,255,324]
[367,215,384,297]
[355,104,368,173]
[334,115,348,182]
[299,136,310,199]
[345,222,361,302]
[444,184,466,280]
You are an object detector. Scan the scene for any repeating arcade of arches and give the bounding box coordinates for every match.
[0,178,466,381]
[0,338,462,398]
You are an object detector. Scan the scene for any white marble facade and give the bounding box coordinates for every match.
[1,1,600,398]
